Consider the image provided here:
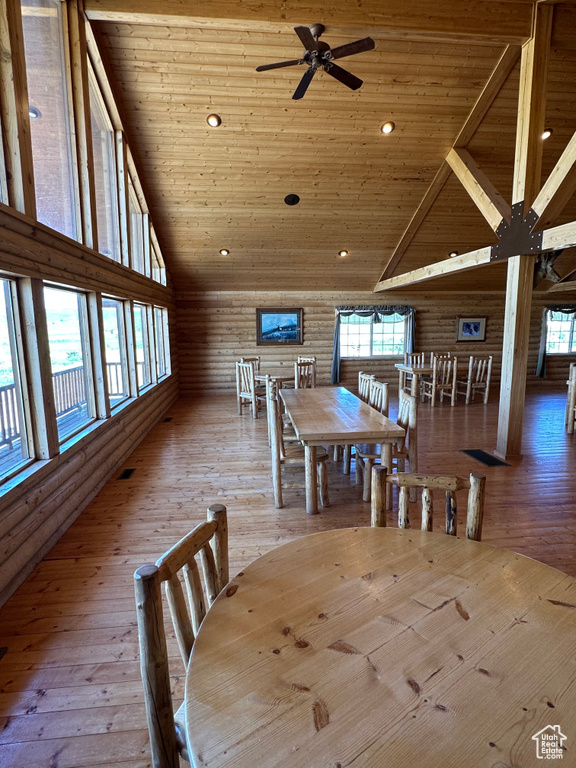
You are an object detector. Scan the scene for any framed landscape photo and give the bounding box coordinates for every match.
[256,308,303,345]
[456,316,487,342]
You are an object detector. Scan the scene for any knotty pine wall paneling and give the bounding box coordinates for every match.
[176,290,576,394]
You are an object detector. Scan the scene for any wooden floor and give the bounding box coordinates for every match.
[0,388,575,768]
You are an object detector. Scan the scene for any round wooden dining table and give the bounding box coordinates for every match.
[185,527,576,767]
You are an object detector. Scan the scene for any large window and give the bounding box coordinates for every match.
[133,303,152,390]
[44,286,95,441]
[129,180,145,274]
[102,297,130,408]
[0,279,32,480]
[21,0,79,239]
[546,310,576,354]
[89,70,121,262]
[154,306,170,379]
[340,313,407,358]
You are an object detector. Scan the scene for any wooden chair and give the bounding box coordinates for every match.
[355,389,417,503]
[134,504,229,768]
[566,363,576,434]
[240,355,261,372]
[370,467,485,541]
[398,351,425,394]
[236,361,266,418]
[267,384,329,508]
[294,360,316,388]
[358,371,375,402]
[421,354,457,406]
[456,355,492,404]
[297,355,316,364]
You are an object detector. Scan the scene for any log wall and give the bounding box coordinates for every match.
[176,290,576,393]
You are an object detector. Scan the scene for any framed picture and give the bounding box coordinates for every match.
[456,316,487,342]
[256,308,303,345]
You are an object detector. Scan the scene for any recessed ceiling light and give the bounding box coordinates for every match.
[542,128,553,140]
[381,121,395,134]
[449,250,459,258]
[284,194,300,206]
[219,248,229,256]
[29,105,41,119]
[338,250,348,257]
[207,114,222,127]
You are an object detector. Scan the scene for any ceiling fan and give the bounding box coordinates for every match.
[255,24,375,100]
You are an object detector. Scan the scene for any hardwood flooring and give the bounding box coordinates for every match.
[0,388,575,768]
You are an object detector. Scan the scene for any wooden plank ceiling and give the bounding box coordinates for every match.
[88,0,576,292]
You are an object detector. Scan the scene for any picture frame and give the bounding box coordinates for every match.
[456,316,487,342]
[256,308,303,346]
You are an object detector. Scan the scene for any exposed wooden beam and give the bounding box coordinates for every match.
[497,3,553,460]
[446,148,511,232]
[541,220,576,253]
[84,0,533,44]
[376,44,520,284]
[374,247,492,292]
[531,130,576,229]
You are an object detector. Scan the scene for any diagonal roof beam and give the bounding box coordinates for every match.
[446,148,511,232]
[531,129,576,229]
[375,44,520,284]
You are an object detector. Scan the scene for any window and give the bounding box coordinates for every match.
[133,303,152,389]
[0,279,32,479]
[151,230,166,285]
[154,306,170,379]
[89,69,121,262]
[129,180,145,274]
[340,313,407,358]
[102,297,130,408]
[44,285,95,441]
[546,310,576,354]
[21,0,79,240]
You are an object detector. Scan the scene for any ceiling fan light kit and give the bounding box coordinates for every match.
[256,23,375,100]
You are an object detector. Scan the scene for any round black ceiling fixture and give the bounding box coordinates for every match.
[284,194,300,206]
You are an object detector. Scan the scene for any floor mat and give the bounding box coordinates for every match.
[461,449,509,467]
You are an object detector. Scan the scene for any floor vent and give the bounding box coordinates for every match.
[0,647,7,662]
[461,449,509,467]
[163,417,173,422]
[118,468,136,479]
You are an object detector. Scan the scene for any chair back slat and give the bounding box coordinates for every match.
[368,380,389,416]
[199,542,219,605]
[371,469,485,542]
[157,520,218,578]
[184,558,206,635]
[165,573,195,665]
[358,371,375,402]
[294,361,316,388]
[396,390,418,464]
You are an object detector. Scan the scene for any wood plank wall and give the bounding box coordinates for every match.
[176,290,576,393]
[0,209,179,607]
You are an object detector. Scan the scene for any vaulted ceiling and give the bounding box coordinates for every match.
[85,0,576,294]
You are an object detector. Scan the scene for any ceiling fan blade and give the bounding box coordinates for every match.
[294,25,318,52]
[324,62,363,90]
[256,59,303,72]
[329,37,376,60]
[292,66,317,100]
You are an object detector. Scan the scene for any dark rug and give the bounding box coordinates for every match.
[461,449,509,467]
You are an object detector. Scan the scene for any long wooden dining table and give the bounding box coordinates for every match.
[185,527,576,768]
[280,387,405,514]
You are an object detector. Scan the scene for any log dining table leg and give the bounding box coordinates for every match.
[381,443,393,509]
[304,444,318,515]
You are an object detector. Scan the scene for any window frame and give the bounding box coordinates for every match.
[132,301,153,392]
[545,310,576,355]
[101,295,131,411]
[153,306,170,380]
[339,312,408,359]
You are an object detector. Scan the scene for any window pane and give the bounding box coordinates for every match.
[22,0,78,239]
[133,304,151,389]
[129,183,145,273]
[151,237,166,285]
[340,313,406,358]
[546,311,574,354]
[154,307,169,378]
[89,74,120,262]
[44,286,94,441]
[102,298,129,408]
[0,280,31,479]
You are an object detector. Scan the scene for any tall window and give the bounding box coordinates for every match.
[21,0,79,239]
[0,279,32,479]
[44,286,94,441]
[102,297,129,408]
[151,230,166,285]
[154,306,169,379]
[546,310,576,353]
[340,313,407,357]
[129,180,145,273]
[89,70,120,262]
[133,303,152,390]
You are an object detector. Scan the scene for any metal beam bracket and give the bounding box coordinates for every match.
[490,202,543,261]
